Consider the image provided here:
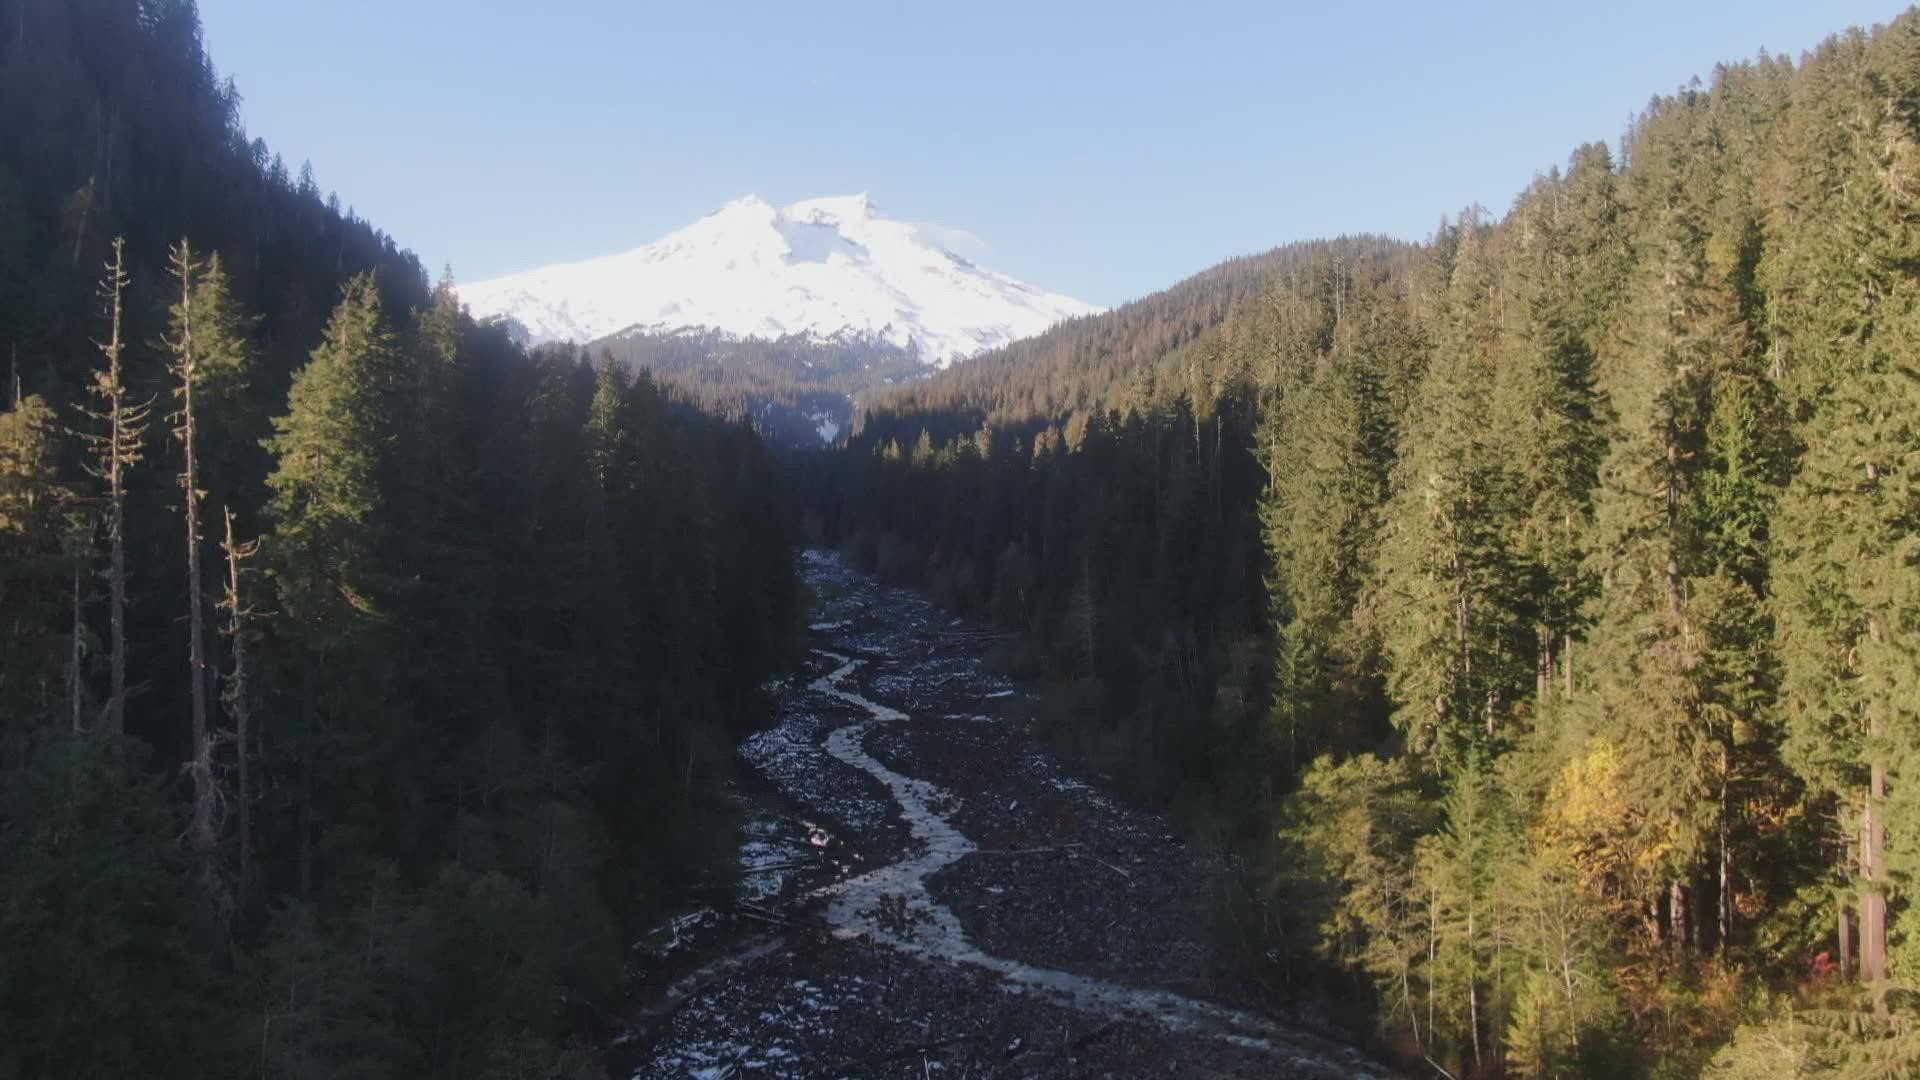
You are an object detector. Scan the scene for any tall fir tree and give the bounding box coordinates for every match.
[162,239,253,907]
[1374,213,1530,773]
[262,272,402,896]
[1772,18,1920,986]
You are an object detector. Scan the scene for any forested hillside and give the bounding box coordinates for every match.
[586,326,923,447]
[807,14,1920,1076]
[852,240,1390,445]
[0,2,800,1076]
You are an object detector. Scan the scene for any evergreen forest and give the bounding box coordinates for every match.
[0,2,800,1075]
[806,13,1920,1075]
[6,1,1920,1077]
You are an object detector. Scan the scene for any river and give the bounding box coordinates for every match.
[620,551,1386,1078]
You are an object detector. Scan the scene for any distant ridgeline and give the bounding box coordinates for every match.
[0,2,800,1076]
[806,12,1920,1078]
[574,324,930,448]
[847,238,1403,449]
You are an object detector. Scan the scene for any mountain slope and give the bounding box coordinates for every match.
[853,236,1409,446]
[458,194,1101,367]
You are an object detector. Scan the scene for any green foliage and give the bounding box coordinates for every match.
[264,274,399,636]
[1373,216,1536,772]
[1262,265,1404,774]
[11,1,1920,1076]
[0,392,76,736]
[0,736,222,1078]
[0,7,803,1075]
[1277,754,1436,1003]
[805,11,1920,1076]
[1710,992,1920,1079]
[168,249,254,401]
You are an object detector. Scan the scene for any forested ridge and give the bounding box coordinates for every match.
[577,242,1345,452]
[11,1,1920,1077]
[584,326,924,448]
[0,2,800,1076]
[806,11,1920,1076]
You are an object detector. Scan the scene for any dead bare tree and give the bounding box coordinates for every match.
[163,241,217,879]
[76,237,149,736]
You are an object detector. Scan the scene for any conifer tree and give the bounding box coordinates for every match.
[0,6,811,1070]
[0,393,74,732]
[1559,143,1634,357]
[1489,173,1607,706]
[220,506,261,910]
[585,354,632,492]
[1771,27,1920,982]
[1579,96,1781,953]
[1775,317,1920,988]
[265,272,396,637]
[77,237,150,736]
[162,240,253,901]
[1375,214,1529,772]
[263,272,400,895]
[1262,278,1402,770]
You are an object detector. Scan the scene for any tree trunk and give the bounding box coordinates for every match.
[1403,966,1422,1052]
[71,180,91,268]
[1839,904,1852,982]
[1718,760,1732,956]
[1688,883,1699,955]
[1428,883,1438,1043]
[108,437,126,738]
[1536,624,1551,704]
[103,240,131,736]
[1466,899,1483,1070]
[1669,879,1688,957]
[1862,771,1888,982]
[175,249,218,896]
[298,661,315,898]
[76,239,148,738]
[1559,934,1581,1056]
[1662,399,1683,617]
[222,507,256,911]
[1468,961,1483,1070]
[1861,616,1889,984]
[69,556,84,734]
[1456,587,1470,685]
[1454,543,1471,741]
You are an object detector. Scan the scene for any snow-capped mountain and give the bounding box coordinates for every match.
[456,194,1100,368]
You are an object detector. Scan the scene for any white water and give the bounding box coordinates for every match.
[805,651,1383,1074]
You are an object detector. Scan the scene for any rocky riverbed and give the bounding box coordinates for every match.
[620,551,1386,1078]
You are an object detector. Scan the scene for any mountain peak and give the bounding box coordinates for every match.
[457,194,1099,366]
[786,192,876,221]
[716,193,777,214]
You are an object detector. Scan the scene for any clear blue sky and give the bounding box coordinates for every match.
[197,0,1912,307]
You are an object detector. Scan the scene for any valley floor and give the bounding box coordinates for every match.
[619,552,1384,1078]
